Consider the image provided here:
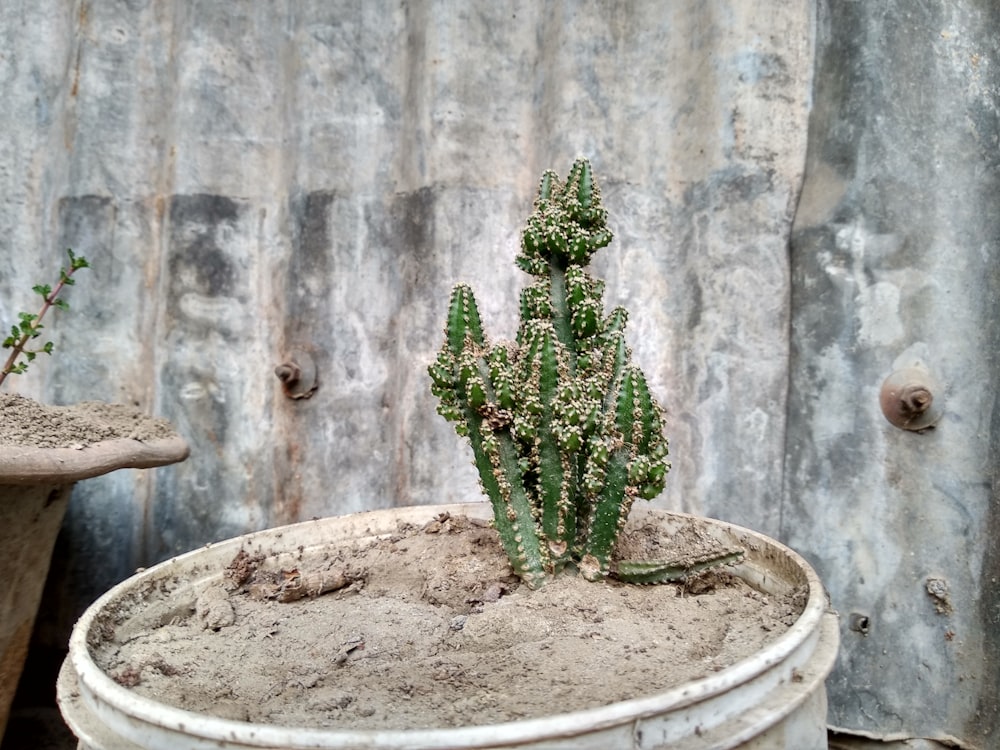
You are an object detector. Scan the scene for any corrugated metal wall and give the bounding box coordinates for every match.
[0,1,996,745]
[786,2,999,745]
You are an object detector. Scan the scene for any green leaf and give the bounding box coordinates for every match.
[66,248,90,270]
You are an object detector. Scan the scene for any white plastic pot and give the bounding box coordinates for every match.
[58,503,839,749]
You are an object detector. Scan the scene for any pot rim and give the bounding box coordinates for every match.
[67,502,832,748]
[0,435,189,485]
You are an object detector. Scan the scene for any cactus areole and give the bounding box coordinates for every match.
[430,159,739,589]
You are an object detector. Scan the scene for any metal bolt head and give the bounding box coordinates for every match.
[879,365,942,431]
[275,349,318,399]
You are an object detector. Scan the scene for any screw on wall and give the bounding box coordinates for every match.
[879,363,942,431]
[274,349,318,400]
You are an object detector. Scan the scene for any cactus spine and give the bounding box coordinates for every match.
[430,159,739,588]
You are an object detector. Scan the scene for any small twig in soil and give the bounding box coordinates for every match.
[333,636,366,667]
[248,567,357,602]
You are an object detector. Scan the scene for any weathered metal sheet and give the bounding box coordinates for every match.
[11,1,995,746]
[785,1,1000,746]
[0,0,810,587]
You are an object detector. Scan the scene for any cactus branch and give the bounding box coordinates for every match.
[613,549,746,585]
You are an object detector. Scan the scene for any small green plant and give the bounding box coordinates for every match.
[430,159,741,589]
[1,248,90,387]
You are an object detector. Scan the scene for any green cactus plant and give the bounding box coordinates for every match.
[429,159,742,589]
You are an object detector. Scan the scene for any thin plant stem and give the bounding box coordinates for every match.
[0,250,89,388]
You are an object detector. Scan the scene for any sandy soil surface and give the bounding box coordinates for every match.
[93,513,804,730]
